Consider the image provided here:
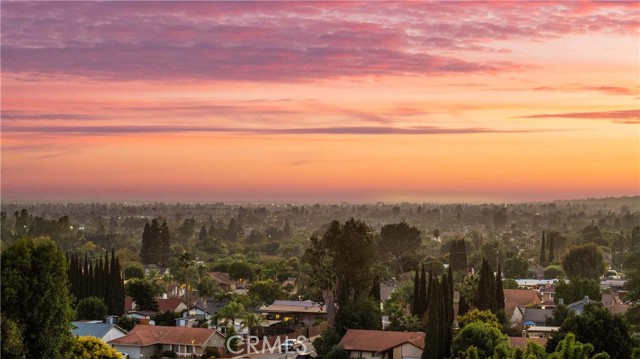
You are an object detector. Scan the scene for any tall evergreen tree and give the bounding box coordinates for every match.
[548,234,555,263]
[540,231,546,266]
[418,265,428,318]
[158,220,171,266]
[110,250,124,315]
[140,222,154,264]
[495,264,505,322]
[458,293,469,317]
[441,272,453,358]
[412,269,420,316]
[476,259,497,313]
[422,276,446,359]
[370,276,381,302]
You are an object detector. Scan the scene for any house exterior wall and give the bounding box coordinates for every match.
[102,327,127,342]
[112,344,157,359]
[395,343,422,359]
[347,350,386,359]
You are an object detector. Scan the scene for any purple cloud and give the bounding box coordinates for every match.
[3,2,636,82]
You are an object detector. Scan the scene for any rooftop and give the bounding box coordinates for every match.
[340,329,425,353]
[109,325,221,347]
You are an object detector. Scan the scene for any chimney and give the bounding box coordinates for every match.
[584,296,589,301]
[559,298,564,305]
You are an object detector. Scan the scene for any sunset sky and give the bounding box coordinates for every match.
[2,1,639,203]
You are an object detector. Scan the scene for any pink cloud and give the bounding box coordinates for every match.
[519,109,639,124]
[2,1,637,82]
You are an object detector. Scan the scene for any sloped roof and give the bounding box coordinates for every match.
[521,307,553,324]
[504,289,543,317]
[109,325,221,347]
[508,337,548,349]
[209,272,232,285]
[340,329,425,353]
[157,298,186,313]
[72,322,126,339]
[260,300,326,314]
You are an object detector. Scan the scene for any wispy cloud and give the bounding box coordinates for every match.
[519,109,639,124]
[2,2,637,82]
[1,124,558,136]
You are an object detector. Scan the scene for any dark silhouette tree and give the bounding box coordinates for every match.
[379,222,421,274]
[561,244,605,281]
[540,231,546,266]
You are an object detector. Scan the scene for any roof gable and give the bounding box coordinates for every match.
[109,325,222,347]
[340,330,425,353]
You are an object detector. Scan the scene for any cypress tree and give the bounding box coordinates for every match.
[370,276,381,301]
[441,272,453,358]
[412,269,420,316]
[418,265,427,318]
[82,253,90,299]
[476,259,497,313]
[548,234,555,263]
[458,293,469,317]
[109,249,124,315]
[159,220,171,266]
[540,231,546,266]
[495,264,505,323]
[140,221,153,264]
[422,277,445,359]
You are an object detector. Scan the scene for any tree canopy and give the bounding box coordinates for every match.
[561,244,605,281]
[1,237,75,359]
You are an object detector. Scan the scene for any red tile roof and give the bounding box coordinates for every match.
[339,330,425,353]
[157,298,186,313]
[109,325,220,347]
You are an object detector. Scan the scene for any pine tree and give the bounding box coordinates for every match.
[412,269,420,316]
[110,250,124,315]
[540,231,546,266]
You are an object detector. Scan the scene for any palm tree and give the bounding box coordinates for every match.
[243,312,266,336]
[218,300,245,326]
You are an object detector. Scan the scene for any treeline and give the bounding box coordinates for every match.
[67,250,125,316]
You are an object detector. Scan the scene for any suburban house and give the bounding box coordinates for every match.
[524,326,559,339]
[566,296,598,315]
[209,272,247,292]
[259,300,327,327]
[511,305,553,327]
[339,329,424,359]
[109,325,225,359]
[157,298,188,313]
[504,289,543,325]
[183,305,211,320]
[71,321,128,342]
[508,337,548,350]
[126,310,158,320]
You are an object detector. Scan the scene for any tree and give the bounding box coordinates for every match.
[125,279,159,312]
[323,219,376,304]
[70,336,123,358]
[554,278,601,305]
[1,314,25,358]
[313,327,344,359]
[418,265,428,318]
[325,344,349,359]
[623,250,640,301]
[123,264,145,280]
[303,235,338,327]
[423,276,446,359]
[153,310,180,326]
[451,321,508,359]
[475,259,497,314]
[243,312,265,335]
[503,255,529,279]
[457,309,500,330]
[219,300,245,325]
[76,296,108,320]
[543,265,565,280]
[335,295,382,334]
[1,237,75,359]
[412,269,420,316]
[546,303,633,359]
[550,333,594,359]
[495,265,505,323]
[379,222,421,274]
[450,239,468,273]
[561,244,605,281]
[548,233,555,263]
[540,231,546,266]
[248,279,287,305]
[523,341,547,359]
